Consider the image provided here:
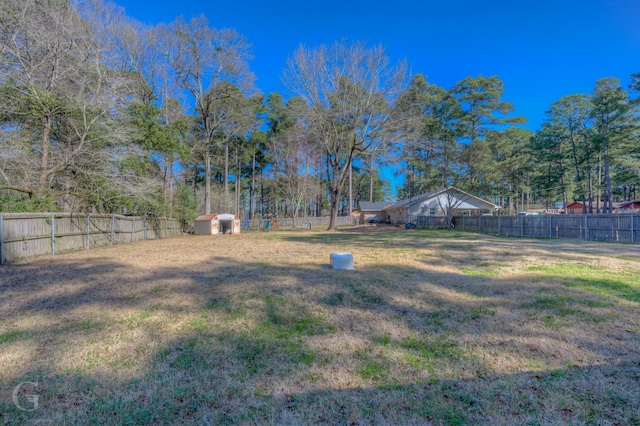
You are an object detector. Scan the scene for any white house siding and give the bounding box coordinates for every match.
[381,188,497,226]
[408,194,487,216]
[408,198,445,216]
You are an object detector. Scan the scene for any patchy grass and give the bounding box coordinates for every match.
[1,229,640,424]
[460,267,501,276]
[527,262,640,303]
[356,356,390,383]
[0,330,24,345]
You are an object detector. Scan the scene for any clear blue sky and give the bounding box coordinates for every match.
[113,0,640,130]
[113,0,639,195]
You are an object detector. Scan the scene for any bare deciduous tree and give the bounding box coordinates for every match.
[276,120,319,223]
[0,0,147,211]
[283,40,406,230]
[159,16,254,214]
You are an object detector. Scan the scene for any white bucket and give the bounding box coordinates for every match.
[330,252,354,270]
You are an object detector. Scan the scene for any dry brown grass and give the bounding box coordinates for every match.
[1,228,640,424]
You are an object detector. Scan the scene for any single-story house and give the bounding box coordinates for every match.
[356,201,395,224]
[382,187,499,225]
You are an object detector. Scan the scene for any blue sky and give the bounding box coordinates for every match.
[113,0,639,130]
[112,0,639,195]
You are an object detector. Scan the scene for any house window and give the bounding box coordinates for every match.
[429,208,436,215]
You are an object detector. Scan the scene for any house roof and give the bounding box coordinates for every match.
[384,187,498,210]
[358,201,395,212]
[385,190,438,209]
[616,200,640,208]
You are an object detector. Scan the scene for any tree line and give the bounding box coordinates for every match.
[1,0,638,230]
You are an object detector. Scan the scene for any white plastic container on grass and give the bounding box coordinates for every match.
[330,252,354,270]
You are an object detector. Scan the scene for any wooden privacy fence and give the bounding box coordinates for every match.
[414,216,448,229]
[412,213,640,244]
[245,216,357,229]
[0,213,180,265]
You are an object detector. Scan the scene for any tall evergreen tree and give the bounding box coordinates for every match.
[452,75,525,194]
[486,128,534,213]
[395,74,463,191]
[591,78,636,213]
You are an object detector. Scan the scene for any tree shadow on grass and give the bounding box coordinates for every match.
[286,227,640,262]
[2,236,640,424]
[3,336,640,425]
[566,276,640,303]
[2,251,637,357]
[281,228,484,250]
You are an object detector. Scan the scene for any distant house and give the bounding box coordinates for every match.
[617,201,640,213]
[564,201,635,214]
[382,187,498,225]
[566,201,602,214]
[357,201,395,224]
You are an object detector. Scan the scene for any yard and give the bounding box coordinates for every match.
[2,228,640,425]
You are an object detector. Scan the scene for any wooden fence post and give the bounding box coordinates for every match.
[86,214,90,250]
[549,215,552,238]
[520,216,524,237]
[164,217,168,238]
[51,213,56,255]
[632,214,635,244]
[497,213,501,236]
[479,215,483,234]
[111,214,115,245]
[144,217,147,240]
[131,217,135,242]
[0,214,4,266]
[584,215,588,240]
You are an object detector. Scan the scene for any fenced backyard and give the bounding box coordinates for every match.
[2,229,640,424]
[412,213,640,243]
[4,212,638,265]
[0,214,358,265]
[0,213,180,265]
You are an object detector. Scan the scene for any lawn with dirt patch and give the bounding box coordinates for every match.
[2,229,640,424]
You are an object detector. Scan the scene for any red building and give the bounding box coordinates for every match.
[565,201,640,214]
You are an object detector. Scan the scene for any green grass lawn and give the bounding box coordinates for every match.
[2,228,640,424]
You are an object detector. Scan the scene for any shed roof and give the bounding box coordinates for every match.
[195,214,238,221]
